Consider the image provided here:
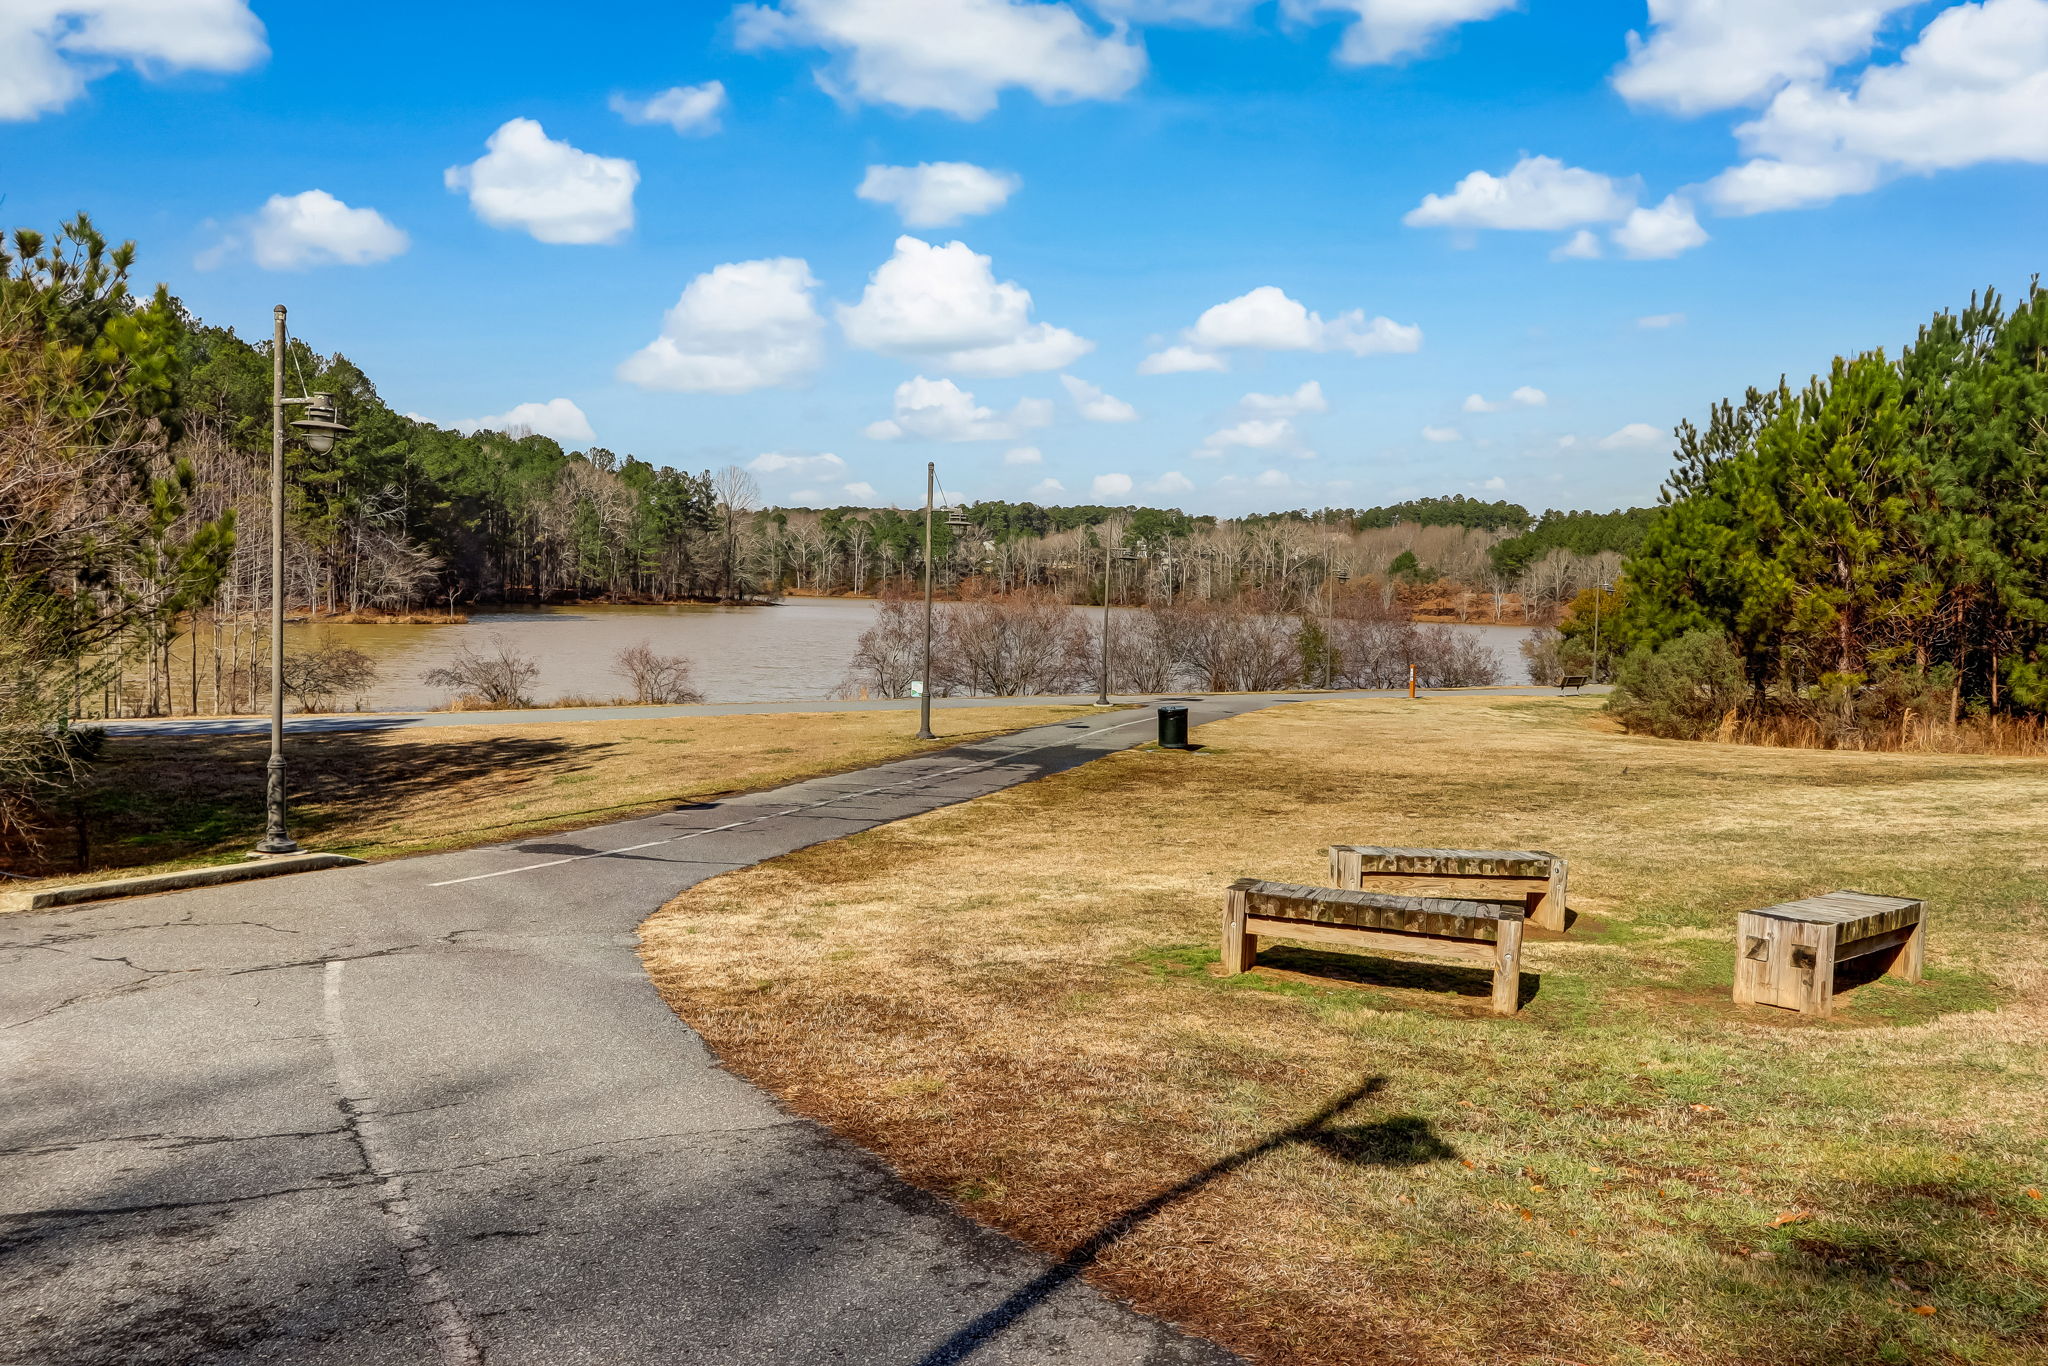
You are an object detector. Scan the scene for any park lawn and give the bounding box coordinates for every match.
[7,705,1095,886]
[640,695,2048,1366]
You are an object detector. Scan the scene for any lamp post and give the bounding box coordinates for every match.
[1096,539,1134,706]
[916,461,936,740]
[252,305,351,857]
[1591,576,1614,684]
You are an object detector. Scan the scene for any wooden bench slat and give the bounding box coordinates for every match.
[1329,846,1568,933]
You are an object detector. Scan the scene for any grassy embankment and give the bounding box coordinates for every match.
[5,706,1094,887]
[641,695,2048,1366]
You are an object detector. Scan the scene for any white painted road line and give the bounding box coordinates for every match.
[424,713,1160,888]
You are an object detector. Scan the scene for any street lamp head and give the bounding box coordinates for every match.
[290,392,352,455]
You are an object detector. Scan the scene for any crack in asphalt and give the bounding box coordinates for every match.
[0,1126,353,1158]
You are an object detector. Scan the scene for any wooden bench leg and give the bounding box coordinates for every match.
[1491,916,1523,1015]
[1891,911,1927,984]
[1797,924,1836,1018]
[1530,860,1567,932]
[1222,885,1258,974]
[1329,846,1360,891]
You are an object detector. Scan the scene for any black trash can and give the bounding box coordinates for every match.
[1157,705,1191,750]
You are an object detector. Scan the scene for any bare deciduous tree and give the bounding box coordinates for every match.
[281,641,377,712]
[938,590,1092,696]
[614,641,705,704]
[422,636,540,709]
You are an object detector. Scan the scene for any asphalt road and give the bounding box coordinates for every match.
[0,697,1343,1365]
[92,685,1590,738]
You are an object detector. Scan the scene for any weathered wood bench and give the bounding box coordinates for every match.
[1223,878,1526,1014]
[1557,675,1590,693]
[1731,890,1926,1017]
[1329,845,1568,932]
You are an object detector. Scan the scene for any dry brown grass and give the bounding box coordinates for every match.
[5,705,1092,884]
[641,695,2048,1366]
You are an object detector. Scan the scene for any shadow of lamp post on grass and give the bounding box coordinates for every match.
[912,1076,1458,1365]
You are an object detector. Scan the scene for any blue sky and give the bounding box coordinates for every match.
[5,0,2045,515]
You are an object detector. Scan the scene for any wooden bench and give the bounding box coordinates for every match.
[1329,845,1568,932]
[1557,675,1590,693]
[1223,878,1526,1015]
[1731,890,1926,1017]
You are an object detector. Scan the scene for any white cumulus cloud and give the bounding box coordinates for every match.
[1029,477,1067,498]
[1611,195,1709,258]
[1551,229,1604,260]
[1238,381,1328,416]
[857,161,1020,227]
[1147,286,1420,372]
[610,81,728,134]
[864,376,1054,442]
[1287,0,1520,66]
[464,399,595,444]
[1136,344,1229,375]
[838,235,1090,376]
[1003,445,1043,464]
[1148,470,1195,493]
[1060,374,1138,421]
[1199,416,1314,458]
[1638,312,1686,328]
[1612,0,1919,115]
[1706,0,2048,215]
[1421,425,1462,443]
[733,0,1146,118]
[219,190,408,271]
[1404,154,1638,231]
[444,118,638,245]
[1092,472,1135,497]
[619,257,825,394]
[1464,386,1545,412]
[0,0,267,120]
[1598,422,1666,449]
[843,481,879,501]
[750,451,848,478]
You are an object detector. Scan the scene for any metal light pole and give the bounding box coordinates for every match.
[916,461,936,740]
[253,306,350,857]
[255,306,296,855]
[1592,576,1613,683]
[1095,538,1114,706]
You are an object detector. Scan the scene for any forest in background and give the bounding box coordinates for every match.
[1599,282,2048,751]
[6,215,1649,724]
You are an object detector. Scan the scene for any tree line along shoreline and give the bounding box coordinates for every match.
[6,209,2047,848]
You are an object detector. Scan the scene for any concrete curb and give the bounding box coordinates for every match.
[1,851,364,914]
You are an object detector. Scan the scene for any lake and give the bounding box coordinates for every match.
[294,599,1539,711]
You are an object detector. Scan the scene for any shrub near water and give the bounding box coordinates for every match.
[1609,629,1747,739]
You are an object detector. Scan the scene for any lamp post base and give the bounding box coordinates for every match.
[253,753,297,857]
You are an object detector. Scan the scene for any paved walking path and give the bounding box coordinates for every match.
[0,697,1341,1365]
[95,684,1593,738]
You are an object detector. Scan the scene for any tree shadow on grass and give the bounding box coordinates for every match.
[911,1076,1459,1365]
[26,731,598,877]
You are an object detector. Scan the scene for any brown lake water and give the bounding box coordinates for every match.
[289,600,1538,711]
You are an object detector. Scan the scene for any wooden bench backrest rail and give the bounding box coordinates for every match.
[1224,878,1526,1014]
[1329,845,1568,933]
